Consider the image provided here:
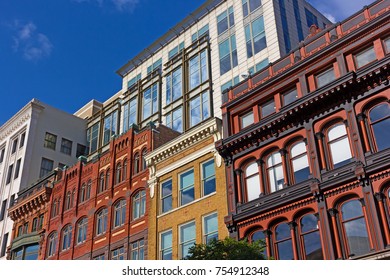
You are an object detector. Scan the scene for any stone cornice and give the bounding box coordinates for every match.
[146,117,222,166]
[0,99,44,142]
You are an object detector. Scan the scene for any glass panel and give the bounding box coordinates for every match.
[303,231,323,260]
[301,214,318,233]
[316,68,335,88]
[344,218,370,257]
[355,47,376,68]
[180,222,196,258]
[292,156,310,183]
[341,200,363,220]
[203,160,216,195]
[372,119,390,151]
[283,88,298,106]
[276,223,290,240]
[291,142,306,157]
[261,99,275,117]
[328,124,347,141]
[246,175,261,201]
[246,162,258,177]
[204,213,218,244]
[241,112,254,128]
[330,137,352,166]
[277,239,294,260]
[370,103,389,122]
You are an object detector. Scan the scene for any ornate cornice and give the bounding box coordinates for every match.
[146,117,222,166]
[0,99,44,142]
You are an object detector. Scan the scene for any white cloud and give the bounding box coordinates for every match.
[11,21,53,61]
[72,0,139,12]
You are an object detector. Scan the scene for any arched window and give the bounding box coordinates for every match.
[61,225,72,251]
[266,151,284,193]
[113,200,127,228]
[79,184,86,203]
[105,169,110,190]
[299,214,323,259]
[132,190,146,220]
[98,172,105,193]
[340,199,370,257]
[96,208,108,236]
[71,190,75,208]
[247,228,267,258]
[115,163,122,184]
[123,160,128,181]
[274,222,293,260]
[244,162,261,201]
[76,217,88,245]
[327,123,352,168]
[65,191,71,210]
[368,102,390,151]
[290,142,310,184]
[51,199,57,218]
[142,149,147,170]
[134,153,140,174]
[86,180,91,200]
[46,231,57,258]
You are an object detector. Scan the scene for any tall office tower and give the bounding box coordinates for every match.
[0,99,87,259]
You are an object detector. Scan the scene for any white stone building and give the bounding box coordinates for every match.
[0,99,87,259]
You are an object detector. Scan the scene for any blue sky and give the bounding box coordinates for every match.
[0,0,376,125]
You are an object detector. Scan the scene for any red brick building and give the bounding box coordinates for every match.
[40,124,178,260]
[216,0,390,260]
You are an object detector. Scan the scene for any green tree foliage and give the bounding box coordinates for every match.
[185,237,266,260]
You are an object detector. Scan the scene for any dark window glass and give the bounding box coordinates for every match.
[44,132,56,150]
[161,179,172,213]
[275,223,293,260]
[283,88,298,106]
[300,214,323,259]
[202,159,216,196]
[369,103,390,151]
[261,99,275,118]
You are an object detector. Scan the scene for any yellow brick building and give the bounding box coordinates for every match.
[146,118,228,260]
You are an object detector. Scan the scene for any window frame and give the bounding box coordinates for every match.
[243,161,261,201]
[203,212,218,244]
[132,190,146,220]
[131,239,145,260]
[60,138,73,155]
[179,168,195,206]
[354,45,377,69]
[189,91,210,128]
[298,213,323,260]
[60,224,72,252]
[240,111,254,129]
[142,83,159,121]
[76,217,88,245]
[366,102,390,152]
[43,132,57,150]
[160,229,173,260]
[219,34,238,76]
[315,67,336,89]
[160,178,173,214]
[113,199,127,228]
[201,159,216,196]
[95,208,108,236]
[266,151,285,193]
[289,141,310,184]
[325,122,353,169]
[188,50,208,91]
[46,231,58,258]
[244,16,267,58]
[179,220,196,259]
[242,0,262,17]
[166,66,183,105]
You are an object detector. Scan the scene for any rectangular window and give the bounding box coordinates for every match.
[94,254,105,260]
[142,83,159,120]
[293,0,304,41]
[179,221,196,259]
[316,68,335,88]
[179,169,195,206]
[40,158,54,178]
[283,88,298,106]
[242,0,262,17]
[166,67,182,104]
[60,138,72,155]
[43,132,57,150]
[245,16,267,58]
[11,138,18,154]
[217,6,235,35]
[168,42,184,59]
[305,8,318,28]
[355,46,376,69]
[202,159,216,196]
[0,147,4,164]
[9,194,15,208]
[76,144,87,158]
[160,230,172,260]
[0,199,7,221]
[241,111,254,129]
[219,34,238,75]
[87,123,99,154]
[0,233,8,257]
[32,217,38,232]
[192,24,209,42]
[203,213,218,244]
[103,111,118,145]
[161,179,172,213]
[256,58,269,72]
[260,99,276,118]
[384,37,390,53]
[111,247,125,260]
[189,91,210,128]
[19,132,26,148]
[189,50,208,90]
[6,164,13,185]
[14,158,21,179]
[221,76,239,92]
[123,98,137,133]
[131,239,145,260]
[279,0,291,53]
[127,73,141,88]
[165,107,183,133]
[147,58,162,75]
